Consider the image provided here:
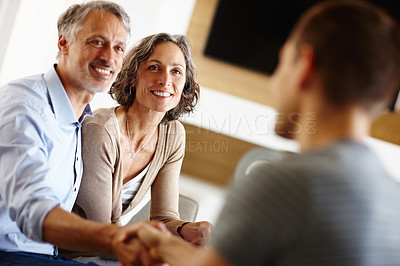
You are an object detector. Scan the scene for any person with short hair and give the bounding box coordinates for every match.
[133,1,400,265]
[0,1,160,265]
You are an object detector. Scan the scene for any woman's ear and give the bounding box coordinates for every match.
[58,35,69,56]
[298,43,315,90]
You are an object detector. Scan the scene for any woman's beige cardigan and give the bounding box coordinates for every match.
[73,107,187,235]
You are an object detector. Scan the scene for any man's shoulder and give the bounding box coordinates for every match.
[247,141,372,183]
[265,140,392,190]
[0,73,47,108]
[1,73,47,93]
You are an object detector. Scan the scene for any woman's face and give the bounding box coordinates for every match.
[134,41,186,113]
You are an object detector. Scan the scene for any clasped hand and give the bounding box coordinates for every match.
[112,221,210,266]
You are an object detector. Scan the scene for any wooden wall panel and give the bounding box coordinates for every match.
[181,123,259,185]
[371,112,400,145]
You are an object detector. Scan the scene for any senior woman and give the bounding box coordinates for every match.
[73,33,212,246]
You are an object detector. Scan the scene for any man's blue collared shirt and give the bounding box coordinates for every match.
[0,65,92,255]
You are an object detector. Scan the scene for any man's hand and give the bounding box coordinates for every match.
[137,223,202,266]
[112,221,170,266]
[136,222,232,266]
[43,207,170,265]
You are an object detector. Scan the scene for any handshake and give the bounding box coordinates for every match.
[115,220,213,266]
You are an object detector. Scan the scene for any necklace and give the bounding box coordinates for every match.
[125,107,157,159]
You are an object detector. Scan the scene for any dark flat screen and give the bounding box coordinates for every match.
[204,0,400,75]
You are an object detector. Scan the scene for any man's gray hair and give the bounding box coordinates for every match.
[57,0,131,58]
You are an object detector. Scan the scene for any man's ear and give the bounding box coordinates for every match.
[58,35,69,56]
[298,44,315,90]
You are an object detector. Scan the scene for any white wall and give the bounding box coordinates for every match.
[0,0,20,71]
[0,0,196,86]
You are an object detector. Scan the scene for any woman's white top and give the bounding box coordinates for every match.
[121,163,150,212]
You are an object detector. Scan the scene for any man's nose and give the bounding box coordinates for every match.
[98,44,115,64]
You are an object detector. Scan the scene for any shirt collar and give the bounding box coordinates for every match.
[79,104,93,124]
[44,64,93,125]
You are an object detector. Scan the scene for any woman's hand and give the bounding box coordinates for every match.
[178,221,213,246]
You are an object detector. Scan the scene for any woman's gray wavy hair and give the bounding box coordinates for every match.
[56,0,131,58]
[110,33,200,123]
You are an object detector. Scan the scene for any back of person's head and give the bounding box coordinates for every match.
[56,0,131,57]
[289,0,400,115]
[110,32,200,123]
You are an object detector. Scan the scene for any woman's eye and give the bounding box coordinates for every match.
[172,69,182,75]
[149,65,159,71]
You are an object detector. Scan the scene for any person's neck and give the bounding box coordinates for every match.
[56,64,94,120]
[297,104,370,153]
[65,87,94,120]
[126,101,164,142]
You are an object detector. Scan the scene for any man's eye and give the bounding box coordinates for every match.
[90,40,103,46]
[116,46,124,53]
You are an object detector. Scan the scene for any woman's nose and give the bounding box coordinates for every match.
[158,71,171,86]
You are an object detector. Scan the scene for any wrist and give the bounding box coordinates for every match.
[103,224,124,255]
[177,222,190,239]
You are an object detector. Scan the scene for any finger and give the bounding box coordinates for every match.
[147,220,171,235]
[117,237,147,266]
[199,222,212,234]
[139,244,155,266]
[117,223,142,243]
[140,245,169,266]
[120,221,160,244]
[137,224,165,247]
[155,222,170,234]
[190,238,202,246]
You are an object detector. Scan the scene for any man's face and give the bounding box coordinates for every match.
[269,40,302,139]
[60,10,128,93]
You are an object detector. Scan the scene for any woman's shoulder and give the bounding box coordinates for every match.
[158,120,186,151]
[85,107,117,126]
[158,120,186,158]
[161,120,185,136]
[83,107,119,137]
[92,106,117,119]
